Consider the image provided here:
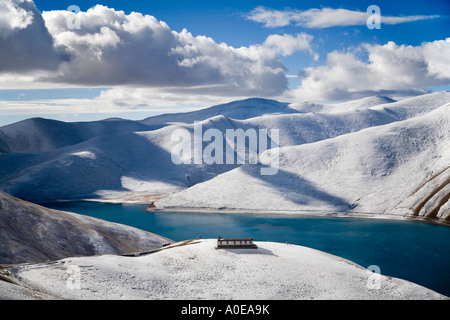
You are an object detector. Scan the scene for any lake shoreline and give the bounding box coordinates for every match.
[150,207,450,226]
[36,193,449,226]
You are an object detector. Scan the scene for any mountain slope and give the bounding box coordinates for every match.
[0,117,152,154]
[0,98,295,155]
[0,107,403,200]
[0,191,172,264]
[319,95,396,113]
[0,117,244,201]
[155,102,450,223]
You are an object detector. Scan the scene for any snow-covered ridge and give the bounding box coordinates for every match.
[139,97,296,126]
[7,239,447,300]
[319,95,397,113]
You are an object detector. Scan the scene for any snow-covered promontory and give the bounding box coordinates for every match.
[8,239,447,300]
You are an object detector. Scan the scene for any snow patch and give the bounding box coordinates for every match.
[70,151,96,159]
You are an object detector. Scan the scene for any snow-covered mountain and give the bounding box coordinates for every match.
[318,95,396,113]
[0,92,449,222]
[0,191,172,264]
[0,117,152,154]
[156,101,450,222]
[139,97,301,126]
[0,116,245,201]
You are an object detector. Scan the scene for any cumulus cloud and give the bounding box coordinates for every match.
[0,0,67,72]
[247,6,440,28]
[0,3,317,98]
[262,33,315,57]
[36,5,317,96]
[0,0,33,35]
[290,38,450,101]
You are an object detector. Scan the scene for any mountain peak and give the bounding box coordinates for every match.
[372,95,396,103]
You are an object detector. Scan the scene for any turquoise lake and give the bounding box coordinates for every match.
[42,201,450,297]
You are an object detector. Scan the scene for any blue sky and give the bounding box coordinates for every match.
[0,0,449,125]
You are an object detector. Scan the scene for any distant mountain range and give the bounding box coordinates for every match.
[1,92,449,223]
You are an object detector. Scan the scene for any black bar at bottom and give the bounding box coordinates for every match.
[0,300,446,318]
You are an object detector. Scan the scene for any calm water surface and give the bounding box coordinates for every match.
[42,201,450,297]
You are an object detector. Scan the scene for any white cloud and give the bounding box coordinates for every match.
[290,38,450,101]
[0,0,34,37]
[3,39,450,117]
[96,86,236,110]
[0,2,317,118]
[0,0,67,72]
[0,3,318,100]
[247,6,440,28]
[36,5,315,96]
[262,33,314,57]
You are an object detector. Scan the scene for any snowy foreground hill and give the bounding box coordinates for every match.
[0,92,449,223]
[3,239,447,300]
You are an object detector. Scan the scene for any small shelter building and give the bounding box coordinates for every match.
[216,237,257,249]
